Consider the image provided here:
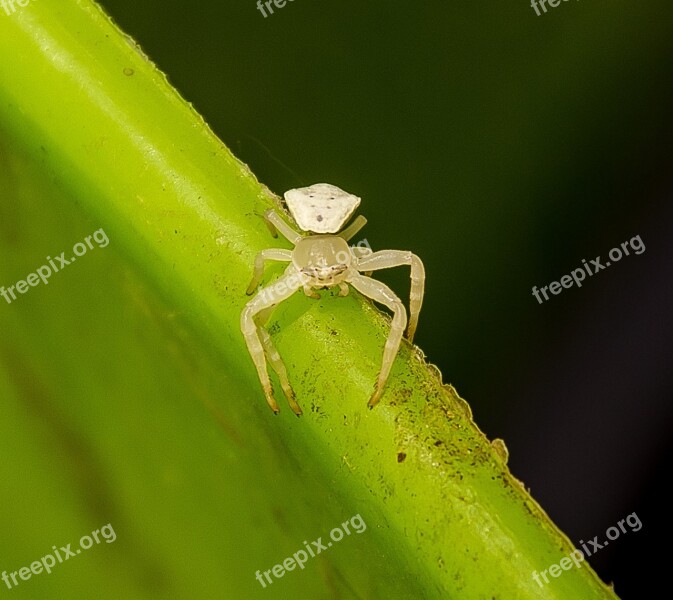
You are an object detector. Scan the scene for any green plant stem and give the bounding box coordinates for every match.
[0,2,619,598]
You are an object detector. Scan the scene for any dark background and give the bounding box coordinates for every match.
[96,1,673,596]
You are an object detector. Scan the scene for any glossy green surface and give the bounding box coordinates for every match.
[0,2,620,598]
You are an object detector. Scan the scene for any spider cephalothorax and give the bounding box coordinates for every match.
[241,183,425,415]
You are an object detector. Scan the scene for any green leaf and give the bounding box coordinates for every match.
[0,2,619,598]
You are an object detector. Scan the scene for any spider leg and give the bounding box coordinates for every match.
[241,268,303,414]
[253,264,298,323]
[254,304,277,328]
[257,326,302,415]
[349,245,373,277]
[303,285,321,299]
[339,215,367,241]
[346,272,407,408]
[246,248,293,295]
[252,265,302,414]
[264,209,303,244]
[356,250,425,342]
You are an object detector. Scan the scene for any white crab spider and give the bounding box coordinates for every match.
[241,183,425,415]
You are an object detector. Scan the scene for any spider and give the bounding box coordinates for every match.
[241,183,425,415]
